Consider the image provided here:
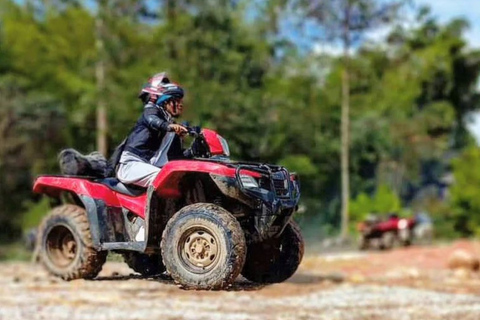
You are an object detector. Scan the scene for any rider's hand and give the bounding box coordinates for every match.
[168,124,188,136]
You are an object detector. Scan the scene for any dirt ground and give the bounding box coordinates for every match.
[1,240,480,320]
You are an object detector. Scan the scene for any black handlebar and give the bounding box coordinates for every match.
[167,124,201,137]
[185,125,202,137]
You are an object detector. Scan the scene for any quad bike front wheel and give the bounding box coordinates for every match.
[122,252,165,277]
[37,205,107,280]
[241,221,305,284]
[399,228,412,247]
[380,231,395,250]
[161,203,246,290]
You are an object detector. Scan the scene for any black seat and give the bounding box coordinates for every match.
[97,178,147,197]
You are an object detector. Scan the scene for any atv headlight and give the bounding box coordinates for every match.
[240,175,258,189]
[398,219,408,229]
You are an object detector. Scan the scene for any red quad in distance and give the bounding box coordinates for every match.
[357,213,416,250]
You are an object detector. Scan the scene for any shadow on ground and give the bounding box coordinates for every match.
[93,273,267,291]
[95,271,345,290]
[287,272,345,284]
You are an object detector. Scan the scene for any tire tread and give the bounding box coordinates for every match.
[37,204,107,280]
[161,203,246,290]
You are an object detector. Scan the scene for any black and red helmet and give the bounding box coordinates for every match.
[138,72,170,100]
[156,83,184,104]
[139,72,184,104]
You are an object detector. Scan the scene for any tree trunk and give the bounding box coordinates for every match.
[340,5,351,241]
[166,0,177,59]
[340,62,350,240]
[95,8,107,156]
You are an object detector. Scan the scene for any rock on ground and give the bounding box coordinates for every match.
[447,249,480,271]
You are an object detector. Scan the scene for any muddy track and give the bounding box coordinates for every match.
[1,241,480,320]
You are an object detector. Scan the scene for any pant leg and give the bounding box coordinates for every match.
[117,161,161,188]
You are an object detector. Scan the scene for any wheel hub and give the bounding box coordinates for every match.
[46,225,78,268]
[63,233,77,259]
[183,230,218,269]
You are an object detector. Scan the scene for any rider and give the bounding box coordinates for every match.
[116,72,190,188]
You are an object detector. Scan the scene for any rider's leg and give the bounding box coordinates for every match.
[117,161,160,188]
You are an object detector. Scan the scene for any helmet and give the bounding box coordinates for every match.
[156,83,184,105]
[138,72,171,101]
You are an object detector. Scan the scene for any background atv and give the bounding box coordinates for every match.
[33,127,303,289]
[357,214,416,250]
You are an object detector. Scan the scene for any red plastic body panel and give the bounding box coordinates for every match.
[151,159,260,197]
[33,176,147,217]
[33,160,260,217]
[202,129,225,156]
[372,217,416,232]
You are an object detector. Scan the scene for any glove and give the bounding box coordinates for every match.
[168,124,188,136]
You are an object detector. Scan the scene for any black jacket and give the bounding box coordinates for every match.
[124,102,184,162]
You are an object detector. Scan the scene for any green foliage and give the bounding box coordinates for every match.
[22,198,50,230]
[350,184,401,222]
[450,147,480,237]
[419,197,459,239]
[0,243,31,261]
[279,155,318,177]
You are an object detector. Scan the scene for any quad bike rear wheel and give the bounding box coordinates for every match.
[161,203,246,290]
[241,220,304,284]
[122,252,165,277]
[37,205,107,280]
[358,234,369,250]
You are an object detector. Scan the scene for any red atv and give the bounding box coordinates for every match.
[357,213,416,250]
[33,127,303,289]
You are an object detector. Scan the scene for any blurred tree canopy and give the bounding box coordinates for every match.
[350,184,402,224]
[0,0,479,241]
[451,147,480,237]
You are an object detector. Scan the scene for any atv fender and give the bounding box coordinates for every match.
[33,176,147,216]
[33,176,148,251]
[151,160,259,198]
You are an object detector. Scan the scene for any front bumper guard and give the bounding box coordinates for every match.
[235,164,300,239]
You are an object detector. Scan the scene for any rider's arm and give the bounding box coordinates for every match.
[143,105,170,132]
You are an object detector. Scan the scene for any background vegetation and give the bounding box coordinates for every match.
[1,0,480,243]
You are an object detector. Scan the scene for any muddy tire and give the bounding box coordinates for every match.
[37,204,107,280]
[358,234,369,250]
[399,228,412,247]
[380,231,395,250]
[123,252,165,277]
[161,203,246,290]
[241,221,304,284]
